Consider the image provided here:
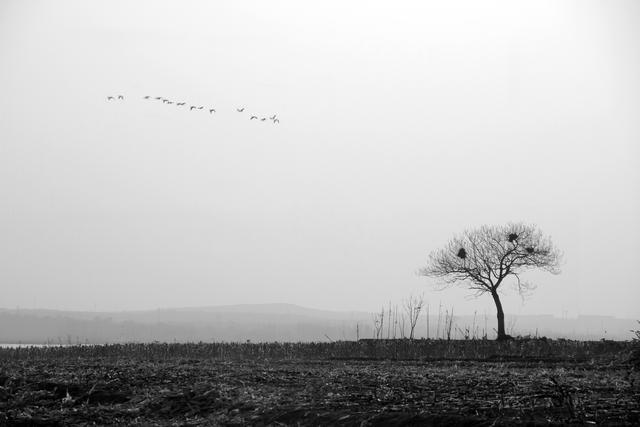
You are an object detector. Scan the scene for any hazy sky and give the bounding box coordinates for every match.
[1,0,638,318]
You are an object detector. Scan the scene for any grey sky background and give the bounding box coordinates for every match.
[1,0,638,318]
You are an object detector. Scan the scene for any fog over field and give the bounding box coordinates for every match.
[2,3,639,427]
[1,1,639,322]
[0,304,636,344]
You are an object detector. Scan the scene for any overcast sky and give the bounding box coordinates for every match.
[1,0,638,318]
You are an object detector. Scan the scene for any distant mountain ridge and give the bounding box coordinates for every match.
[1,303,367,319]
[164,303,370,318]
[0,304,636,344]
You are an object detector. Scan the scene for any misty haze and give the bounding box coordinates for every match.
[1,0,639,425]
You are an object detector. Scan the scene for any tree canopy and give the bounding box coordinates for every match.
[420,223,561,339]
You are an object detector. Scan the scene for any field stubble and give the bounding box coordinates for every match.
[0,340,638,426]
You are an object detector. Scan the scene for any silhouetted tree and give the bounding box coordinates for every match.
[419,223,561,340]
[404,293,425,340]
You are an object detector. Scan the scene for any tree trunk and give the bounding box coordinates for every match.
[491,291,508,340]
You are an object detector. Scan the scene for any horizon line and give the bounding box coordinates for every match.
[0,304,636,320]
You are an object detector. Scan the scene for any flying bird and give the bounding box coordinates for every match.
[143,96,150,99]
[167,101,173,104]
[250,116,258,120]
[117,95,124,100]
[197,106,204,110]
[273,119,279,124]
[269,115,277,120]
[155,97,162,100]
[260,118,266,121]
[190,106,197,111]
[177,102,185,106]
[209,109,216,114]
[236,108,245,112]
[107,96,114,100]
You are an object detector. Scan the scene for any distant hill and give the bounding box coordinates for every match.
[0,304,636,344]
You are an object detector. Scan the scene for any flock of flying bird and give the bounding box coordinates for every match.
[106,95,280,124]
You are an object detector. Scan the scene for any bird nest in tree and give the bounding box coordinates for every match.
[457,248,467,259]
[525,247,535,254]
[508,233,519,242]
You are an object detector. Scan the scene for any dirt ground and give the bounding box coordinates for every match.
[1,352,639,426]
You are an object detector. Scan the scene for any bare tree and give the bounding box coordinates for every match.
[372,307,385,339]
[419,223,561,340]
[444,307,455,340]
[436,302,443,339]
[425,303,430,340]
[404,293,425,340]
[387,302,392,339]
[393,305,399,339]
